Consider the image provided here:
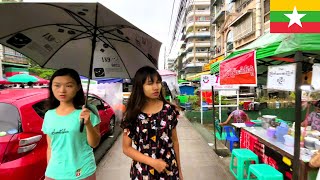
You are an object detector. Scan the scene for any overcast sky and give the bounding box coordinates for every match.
[23,0,180,69]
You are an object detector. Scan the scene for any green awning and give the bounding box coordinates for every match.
[192,77,200,82]
[216,33,320,85]
[210,61,221,74]
[226,33,320,60]
[178,79,188,83]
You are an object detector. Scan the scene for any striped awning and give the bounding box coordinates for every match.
[210,60,222,74]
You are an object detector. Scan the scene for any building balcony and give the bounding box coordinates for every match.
[186,31,210,39]
[182,62,206,71]
[182,51,210,63]
[186,20,210,30]
[212,6,226,23]
[186,41,210,50]
[187,0,210,8]
[2,55,29,65]
[186,10,210,19]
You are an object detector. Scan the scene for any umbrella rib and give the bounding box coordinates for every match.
[99,37,132,79]
[42,3,96,28]
[96,37,117,51]
[103,32,158,67]
[97,35,127,43]
[72,35,93,40]
[99,25,141,33]
[57,24,94,35]
[0,23,87,40]
[42,28,94,67]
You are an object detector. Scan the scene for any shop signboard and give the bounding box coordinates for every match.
[267,64,296,91]
[219,51,257,86]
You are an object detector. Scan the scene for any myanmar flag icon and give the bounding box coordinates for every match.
[270,0,320,33]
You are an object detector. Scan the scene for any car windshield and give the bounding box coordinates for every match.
[0,103,20,135]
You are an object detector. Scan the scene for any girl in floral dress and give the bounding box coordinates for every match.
[121,66,183,180]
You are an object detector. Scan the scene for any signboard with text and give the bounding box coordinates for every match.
[219,51,257,86]
[201,75,239,90]
[267,64,296,91]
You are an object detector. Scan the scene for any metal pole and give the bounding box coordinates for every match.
[237,89,239,110]
[219,91,221,121]
[212,82,217,151]
[201,89,203,124]
[80,3,98,132]
[293,51,303,180]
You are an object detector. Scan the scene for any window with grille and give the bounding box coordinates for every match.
[233,14,253,41]
[226,30,234,51]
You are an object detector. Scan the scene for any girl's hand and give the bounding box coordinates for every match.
[179,173,184,180]
[152,159,168,173]
[80,106,91,125]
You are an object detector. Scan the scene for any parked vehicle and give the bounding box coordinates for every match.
[0,89,115,180]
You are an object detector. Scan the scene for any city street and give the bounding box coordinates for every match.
[96,113,234,180]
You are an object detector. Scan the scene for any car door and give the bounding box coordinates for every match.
[87,96,108,135]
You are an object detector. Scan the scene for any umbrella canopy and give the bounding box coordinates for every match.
[158,70,176,76]
[0,2,161,132]
[0,3,161,79]
[32,75,50,84]
[7,74,38,83]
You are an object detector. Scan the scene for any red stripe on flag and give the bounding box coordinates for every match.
[270,22,320,33]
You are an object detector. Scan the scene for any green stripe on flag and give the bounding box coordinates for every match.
[271,11,320,22]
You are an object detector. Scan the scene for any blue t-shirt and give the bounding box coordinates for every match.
[42,106,100,179]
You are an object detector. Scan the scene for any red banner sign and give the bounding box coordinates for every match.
[220,51,257,86]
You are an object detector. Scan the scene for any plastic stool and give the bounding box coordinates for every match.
[230,149,259,180]
[247,164,283,180]
[224,126,239,152]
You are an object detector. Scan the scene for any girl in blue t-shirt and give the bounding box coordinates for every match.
[42,68,101,180]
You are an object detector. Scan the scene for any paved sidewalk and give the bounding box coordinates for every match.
[96,114,235,180]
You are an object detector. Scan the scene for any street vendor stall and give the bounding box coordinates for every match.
[240,126,318,180]
[218,33,320,180]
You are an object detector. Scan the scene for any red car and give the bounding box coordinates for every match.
[0,89,115,180]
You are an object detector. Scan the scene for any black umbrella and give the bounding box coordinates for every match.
[0,3,161,131]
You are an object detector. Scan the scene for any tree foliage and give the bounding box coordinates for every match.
[28,59,55,80]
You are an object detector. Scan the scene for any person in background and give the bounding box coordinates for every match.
[219,106,250,125]
[42,68,100,180]
[302,100,320,131]
[121,66,183,180]
[27,81,34,88]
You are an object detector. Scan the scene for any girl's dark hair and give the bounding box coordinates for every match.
[47,68,85,110]
[121,66,171,129]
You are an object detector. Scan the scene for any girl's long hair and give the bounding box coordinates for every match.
[121,66,170,129]
[47,68,85,110]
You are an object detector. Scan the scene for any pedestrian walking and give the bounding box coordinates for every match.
[121,66,183,180]
[42,68,101,180]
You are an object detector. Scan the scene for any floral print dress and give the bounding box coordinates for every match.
[125,103,180,180]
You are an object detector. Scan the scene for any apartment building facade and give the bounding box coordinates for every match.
[0,0,29,79]
[210,0,270,59]
[169,0,211,79]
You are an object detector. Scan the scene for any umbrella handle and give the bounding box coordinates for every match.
[80,119,85,132]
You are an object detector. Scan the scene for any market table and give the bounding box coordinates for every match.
[241,127,318,180]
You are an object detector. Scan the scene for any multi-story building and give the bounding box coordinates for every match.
[210,0,270,59]
[166,57,176,71]
[169,0,211,79]
[0,0,28,79]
